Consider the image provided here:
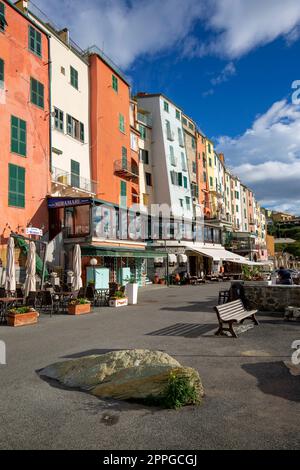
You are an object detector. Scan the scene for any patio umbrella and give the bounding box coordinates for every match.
[24,242,36,298]
[72,244,82,291]
[5,237,16,292]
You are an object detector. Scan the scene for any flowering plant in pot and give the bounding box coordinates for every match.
[68,298,91,315]
[109,290,128,307]
[7,306,39,327]
[159,276,166,285]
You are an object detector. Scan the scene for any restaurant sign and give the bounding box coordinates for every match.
[48,197,92,209]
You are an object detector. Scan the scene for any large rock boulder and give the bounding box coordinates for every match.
[40,349,204,407]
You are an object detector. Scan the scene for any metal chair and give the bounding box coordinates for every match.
[25,291,37,308]
[40,291,54,316]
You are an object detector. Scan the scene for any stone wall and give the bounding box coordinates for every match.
[243,285,300,312]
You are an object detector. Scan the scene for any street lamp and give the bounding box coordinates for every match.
[90,258,98,288]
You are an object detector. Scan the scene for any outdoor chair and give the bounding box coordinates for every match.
[86,286,96,305]
[40,291,54,316]
[25,291,37,308]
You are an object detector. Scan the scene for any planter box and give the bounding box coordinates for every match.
[68,303,91,315]
[7,309,39,327]
[109,298,128,308]
[126,283,138,305]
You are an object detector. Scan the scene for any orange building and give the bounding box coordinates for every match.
[196,130,210,218]
[89,49,139,208]
[0,0,50,263]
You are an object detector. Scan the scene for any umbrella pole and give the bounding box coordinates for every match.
[41,243,48,290]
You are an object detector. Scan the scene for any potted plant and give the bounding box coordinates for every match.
[7,307,39,327]
[68,298,91,315]
[109,290,128,308]
[125,275,139,305]
[159,276,166,285]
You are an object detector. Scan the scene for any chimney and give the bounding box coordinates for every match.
[58,28,70,45]
[15,0,29,13]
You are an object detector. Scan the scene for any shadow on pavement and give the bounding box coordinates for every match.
[242,361,300,403]
[146,322,216,337]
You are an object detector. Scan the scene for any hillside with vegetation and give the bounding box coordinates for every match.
[268,223,300,257]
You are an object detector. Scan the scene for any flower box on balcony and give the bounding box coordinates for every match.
[7,308,39,327]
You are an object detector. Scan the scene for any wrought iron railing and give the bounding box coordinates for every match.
[51,167,97,193]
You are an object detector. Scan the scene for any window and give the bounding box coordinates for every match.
[244,209,247,218]
[28,26,42,57]
[0,57,3,88]
[189,122,194,131]
[145,172,152,186]
[121,146,127,166]
[181,152,187,171]
[178,172,183,187]
[70,66,78,89]
[30,78,44,108]
[182,117,187,126]
[139,149,149,164]
[164,101,169,112]
[0,2,7,31]
[183,176,188,189]
[8,164,25,208]
[139,124,146,140]
[176,109,180,120]
[169,146,176,166]
[178,128,184,147]
[66,114,85,142]
[208,143,211,153]
[203,172,207,183]
[185,197,191,211]
[179,199,183,208]
[235,191,239,199]
[11,116,26,156]
[120,180,127,206]
[170,171,177,185]
[61,66,65,75]
[166,120,173,140]
[80,123,85,142]
[209,176,213,187]
[112,75,118,92]
[236,205,239,213]
[130,132,138,151]
[71,160,80,188]
[192,161,197,173]
[209,157,212,167]
[54,108,64,132]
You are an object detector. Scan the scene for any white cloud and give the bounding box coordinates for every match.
[210,62,236,86]
[216,99,300,214]
[33,0,300,68]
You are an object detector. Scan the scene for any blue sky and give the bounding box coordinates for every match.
[33,0,300,214]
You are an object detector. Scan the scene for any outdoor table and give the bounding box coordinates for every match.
[0,298,24,324]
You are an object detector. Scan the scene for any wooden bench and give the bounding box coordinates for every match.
[214,299,259,338]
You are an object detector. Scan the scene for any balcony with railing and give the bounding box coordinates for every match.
[51,167,97,195]
[114,159,139,182]
[137,112,153,128]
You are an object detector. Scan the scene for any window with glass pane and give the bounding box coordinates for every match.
[192,161,197,173]
[178,172,183,186]
[139,149,149,164]
[164,101,169,112]
[178,128,184,147]
[28,26,42,57]
[30,78,44,108]
[54,107,64,132]
[11,116,26,156]
[191,137,196,149]
[0,57,3,88]
[139,124,146,140]
[120,181,127,207]
[80,122,84,142]
[185,197,191,210]
[119,114,125,133]
[146,172,152,186]
[203,172,207,183]
[176,109,180,120]
[70,66,78,89]
[112,75,118,92]
[71,160,80,188]
[8,164,25,208]
[169,146,176,166]
[183,176,188,189]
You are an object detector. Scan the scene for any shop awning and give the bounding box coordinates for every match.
[178,254,188,264]
[81,245,167,259]
[186,245,272,266]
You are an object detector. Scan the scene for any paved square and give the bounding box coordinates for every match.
[0,283,299,450]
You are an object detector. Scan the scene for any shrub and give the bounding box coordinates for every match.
[69,298,91,305]
[9,307,34,315]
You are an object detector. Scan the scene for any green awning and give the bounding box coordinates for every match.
[81,246,167,259]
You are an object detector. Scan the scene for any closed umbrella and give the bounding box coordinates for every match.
[72,244,82,291]
[24,242,36,298]
[5,237,16,293]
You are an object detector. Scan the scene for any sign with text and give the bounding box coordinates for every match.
[26,227,43,237]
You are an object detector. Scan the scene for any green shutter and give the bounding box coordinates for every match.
[112,75,118,92]
[119,114,125,133]
[121,146,127,168]
[70,66,78,89]
[121,180,127,197]
[183,176,188,189]
[11,116,26,157]
[139,124,146,140]
[80,122,84,142]
[30,78,44,108]
[28,26,42,57]
[164,101,169,112]
[71,160,80,188]
[0,58,4,87]
[0,2,7,30]
[178,172,183,187]
[8,164,25,208]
